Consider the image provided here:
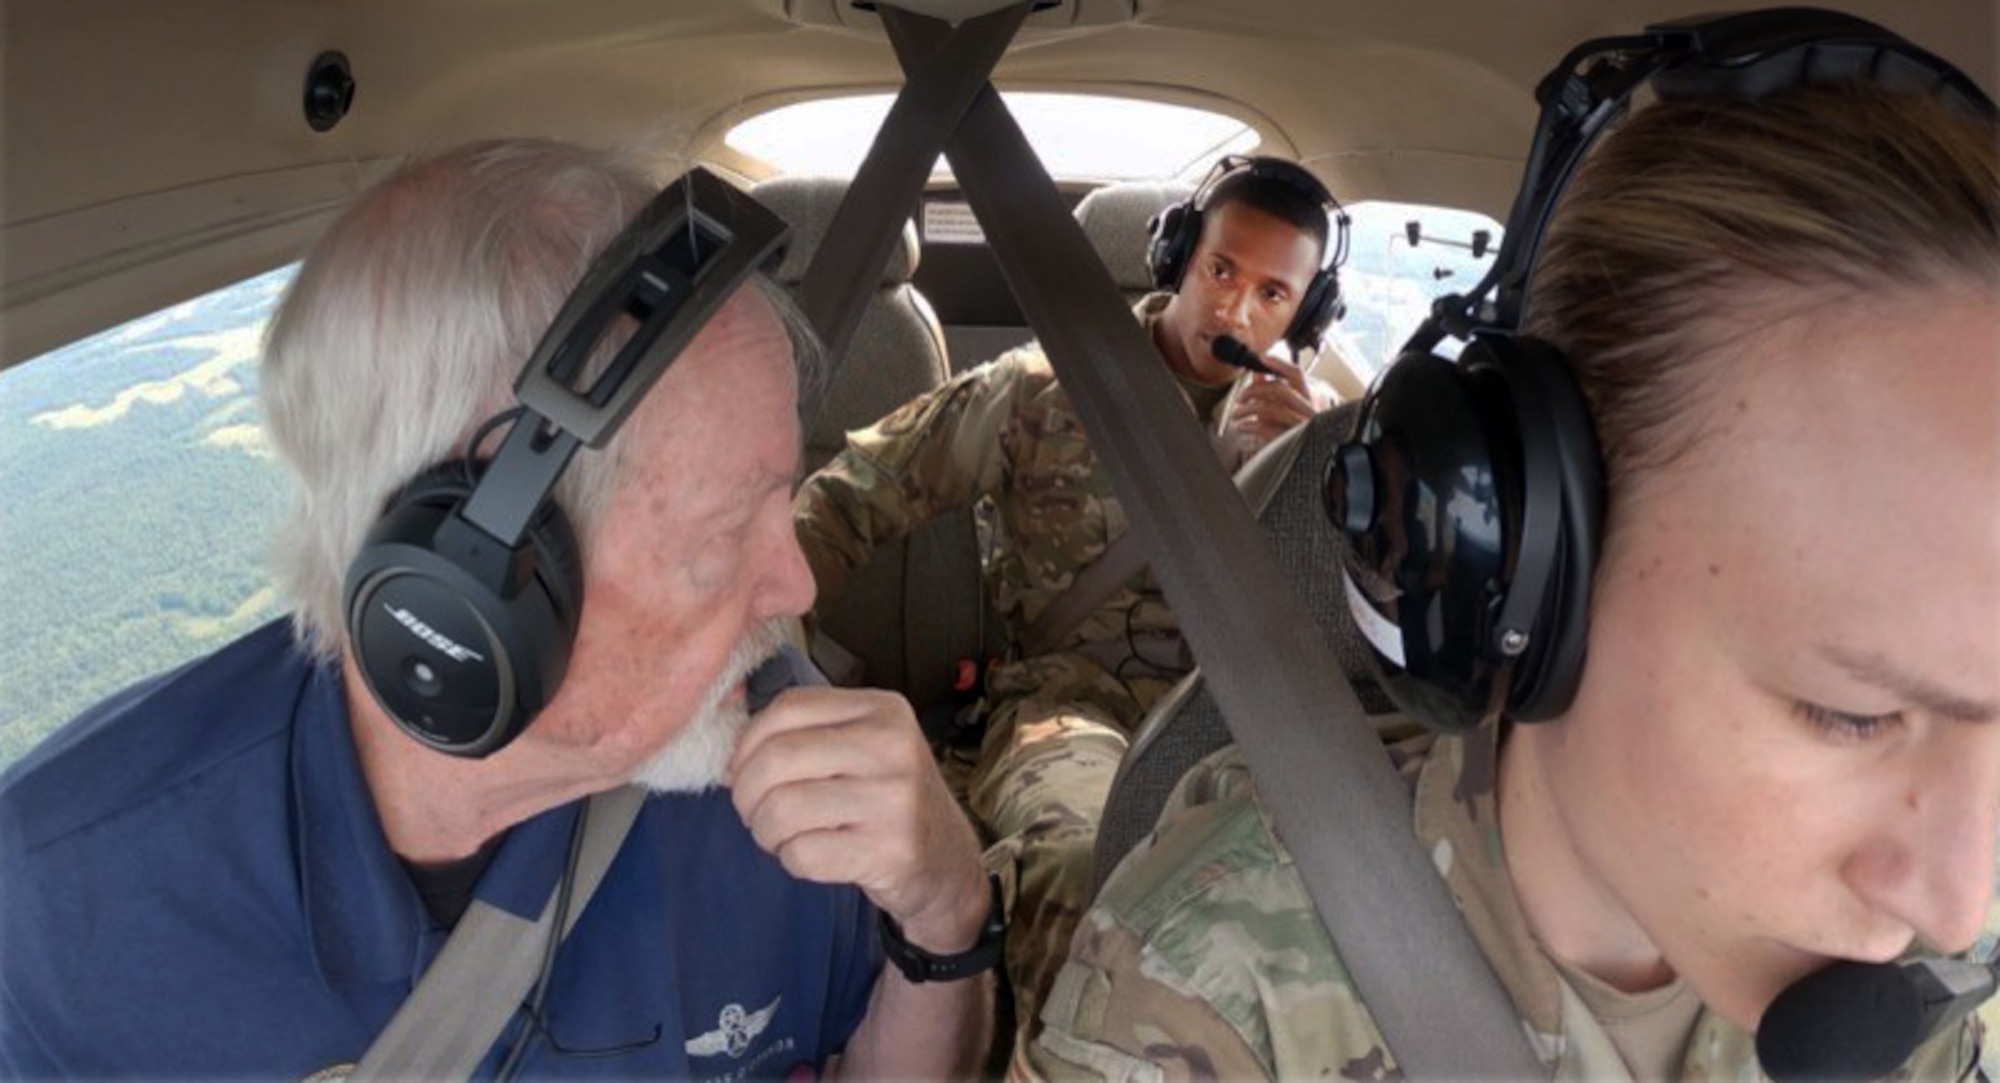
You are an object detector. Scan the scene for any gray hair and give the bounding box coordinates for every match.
[261,138,825,661]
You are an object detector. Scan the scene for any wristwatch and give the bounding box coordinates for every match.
[878,871,1007,983]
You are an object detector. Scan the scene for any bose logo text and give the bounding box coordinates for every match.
[384,605,486,663]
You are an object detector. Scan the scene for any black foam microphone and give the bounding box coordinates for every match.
[1756,956,1998,1081]
[1211,334,1277,375]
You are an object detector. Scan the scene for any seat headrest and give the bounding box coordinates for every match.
[749,175,922,286]
[1072,180,1195,293]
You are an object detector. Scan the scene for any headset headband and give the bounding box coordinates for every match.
[1408,7,1997,351]
[459,167,789,549]
[1193,154,1352,272]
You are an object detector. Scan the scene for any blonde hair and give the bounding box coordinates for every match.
[1523,84,2000,500]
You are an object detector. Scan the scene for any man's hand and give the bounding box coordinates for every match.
[1217,349,1328,467]
[728,686,989,952]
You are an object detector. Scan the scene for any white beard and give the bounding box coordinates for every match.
[629,621,788,794]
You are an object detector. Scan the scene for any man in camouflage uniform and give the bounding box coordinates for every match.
[794,162,1341,1047]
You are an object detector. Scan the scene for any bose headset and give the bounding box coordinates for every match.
[1322,7,1997,735]
[343,168,789,757]
[1146,154,1353,352]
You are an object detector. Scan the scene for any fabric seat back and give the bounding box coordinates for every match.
[1091,402,1393,895]
[1070,179,1194,306]
[754,176,992,713]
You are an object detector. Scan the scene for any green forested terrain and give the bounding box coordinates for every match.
[0,269,296,770]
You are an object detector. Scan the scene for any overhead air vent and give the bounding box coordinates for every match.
[301,51,355,133]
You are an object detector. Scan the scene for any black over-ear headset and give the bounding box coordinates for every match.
[1322,8,1996,735]
[1146,154,1353,352]
[343,168,789,757]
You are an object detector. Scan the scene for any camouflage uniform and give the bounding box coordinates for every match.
[794,294,1256,1049]
[1023,724,1999,1081]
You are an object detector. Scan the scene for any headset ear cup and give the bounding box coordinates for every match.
[1331,335,1601,733]
[1480,336,1604,721]
[1285,268,1343,352]
[1331,347,1521,733]
[343,459,582,758]
[1147,202,1199,292]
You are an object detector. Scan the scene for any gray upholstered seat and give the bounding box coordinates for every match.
[1090,401,1395,895]
[753,176,992,714]
[1070,179,1194,306]
[751,176,951,473]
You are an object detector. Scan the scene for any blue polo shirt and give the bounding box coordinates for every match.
[0,619,880,1080]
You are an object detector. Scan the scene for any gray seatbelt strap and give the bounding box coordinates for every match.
[350,785,647,1083]
[792,1,1024,375]
[1020,433,1306,658]
[1018,533,1144,659]
[879,7,1543,1076]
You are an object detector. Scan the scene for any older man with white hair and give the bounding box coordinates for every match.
[0,139,994,1080]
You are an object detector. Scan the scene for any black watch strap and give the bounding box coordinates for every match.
[878,871,1006,983]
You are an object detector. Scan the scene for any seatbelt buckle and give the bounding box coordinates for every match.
[952,657,981,696]
[940,655,999,751]
[919,655,996,749]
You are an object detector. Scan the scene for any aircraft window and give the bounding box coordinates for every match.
[0,266,296,771]
[726,92,1258,181]
[1337,201,1506,377]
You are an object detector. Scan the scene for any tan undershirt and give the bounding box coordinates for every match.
[1172,370,1233,425]
[1554,959,1705,1081]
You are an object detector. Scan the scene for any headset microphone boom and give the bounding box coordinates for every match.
[1756,955,2000,1081]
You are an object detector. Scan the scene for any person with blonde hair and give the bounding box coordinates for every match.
[1026,13,2000,1080]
